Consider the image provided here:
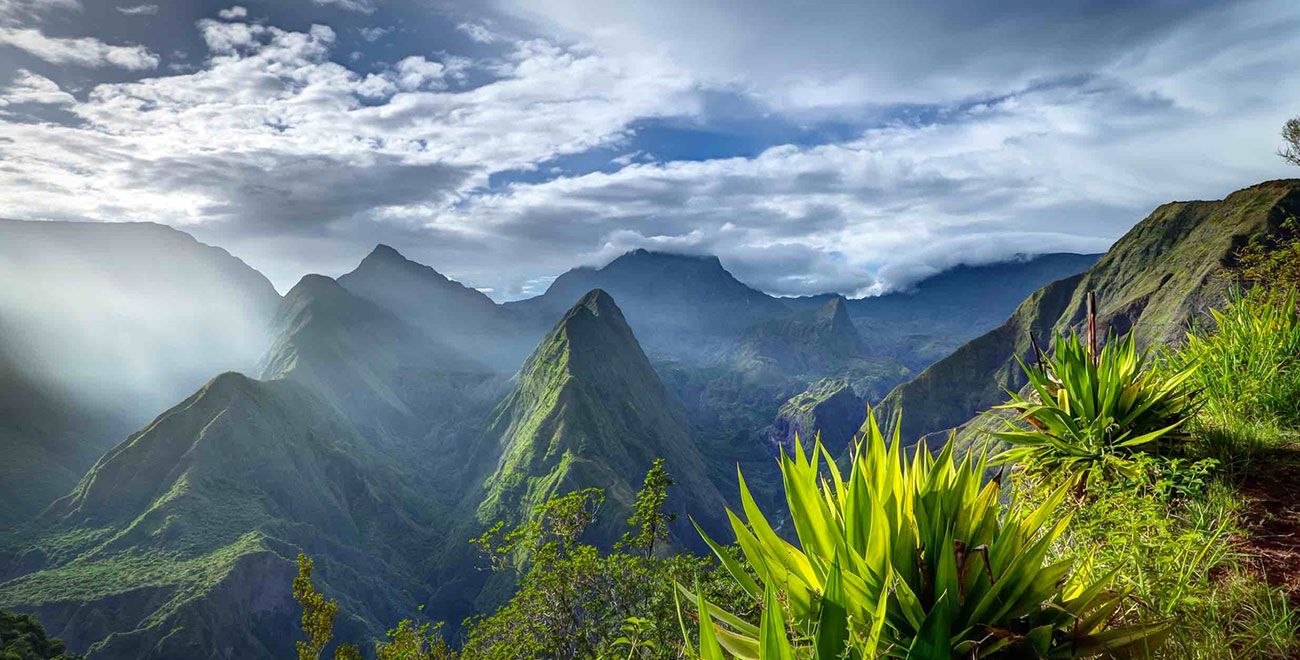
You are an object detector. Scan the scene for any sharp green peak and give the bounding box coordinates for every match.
[567,288,624,321]
[469,284,726,548]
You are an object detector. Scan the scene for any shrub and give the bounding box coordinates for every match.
[682,410,1170,659]
[991,330,1196,479]
[1168,288,1300,432]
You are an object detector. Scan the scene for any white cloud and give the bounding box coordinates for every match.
[0,18,700,290]
[456,22,497,43]
[0,69,74,106]
[358,25,391,42]
[216,5,246,20]
[0,1,1296,298]
[114,4,157,15]
[312,0,376,15]
[0,27,159,69]
[0,0,81,24]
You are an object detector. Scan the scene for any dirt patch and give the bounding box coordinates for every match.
[1237,445,1300,603]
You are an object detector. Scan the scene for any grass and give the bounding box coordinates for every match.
[1003,287,1300,659]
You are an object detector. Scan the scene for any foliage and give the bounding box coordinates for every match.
[991,330,1196,479]
[0,610,80,660]
[1280,116,1300,167]
[293,554,363,660]
[462,473,750,660]
[618,459,678,557]
[685,411,1169,659]
[1013,452,1297,658]
[375,619,457,660]
[1234,216,1300,291]
[1168,288,1300,435]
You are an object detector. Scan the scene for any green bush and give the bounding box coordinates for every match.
[991,330,1196,479]
[0,610,80,660]
[1169,288,1300,433]
[684,410,1169,659]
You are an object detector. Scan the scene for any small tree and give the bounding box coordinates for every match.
[292,554,362,660]
[617,458,677,557]
[1282,116,1300,166]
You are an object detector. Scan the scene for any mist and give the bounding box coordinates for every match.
[0,219,281,424]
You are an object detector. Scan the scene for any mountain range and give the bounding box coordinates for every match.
[4,192,1215,659]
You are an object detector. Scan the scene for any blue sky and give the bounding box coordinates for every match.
[0,0,1297,299]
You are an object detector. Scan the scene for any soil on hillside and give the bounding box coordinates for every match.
[1238,444,1300,604]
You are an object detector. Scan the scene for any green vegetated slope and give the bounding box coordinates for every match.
[880,179,1300,444]
[0,373,444,660]
[0,220,281,526]
[468,290,729,544]
[766,378,864,456]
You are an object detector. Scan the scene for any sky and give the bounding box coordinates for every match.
[0,0,1297,300]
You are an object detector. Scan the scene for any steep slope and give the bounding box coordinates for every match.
[879,179,1300,445]
[337,245,534,371]
[733,296,869,374]
[260,275,494,451]
[0,373,443,660]
[506,250,791,360]
[767,379,865,456]
[787,253,1101,369]
[0,220,281,525]
[470,290,729,543]
[0,351,121,527]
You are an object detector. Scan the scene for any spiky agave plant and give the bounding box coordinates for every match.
[679,411,1170,659]
[992,330,1196,478]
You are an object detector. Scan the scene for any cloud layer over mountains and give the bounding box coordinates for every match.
[0,0,1296,297]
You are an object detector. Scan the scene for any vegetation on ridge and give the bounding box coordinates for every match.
[992,329,1196,479]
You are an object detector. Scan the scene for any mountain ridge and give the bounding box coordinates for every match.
[878,178,1300,445]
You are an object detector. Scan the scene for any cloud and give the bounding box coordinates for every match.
[114,4,157,15]
[0,16,702,290]
[0,0,1296,299]
[358,25,391,42]
[456,22,498,43]
[0,69,74,106]
[216,5,246,20]
[0,27,159,69]
[0,0,81,24]
[312,0,376,15]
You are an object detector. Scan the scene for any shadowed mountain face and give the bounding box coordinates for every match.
[786,253,1103,369]
[879,179,1300,445]
[507,249,792,361]
[337,245,536,371]
[0,220,282,525]
[260,274,494,446]
[733,296,868,375]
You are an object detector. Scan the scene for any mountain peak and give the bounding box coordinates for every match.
[366,243,406,261]
[816,295,852,328]
[612,248,723,269]
[285,273,344,300]
[571,288,621,318]
[474,281,726,545]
